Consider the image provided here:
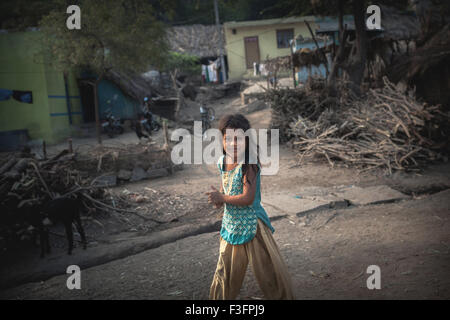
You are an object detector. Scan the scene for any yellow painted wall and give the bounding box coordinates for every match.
[0,31,53,142]
[0,31,83,145]
[45,67,83,142]
[224,20,318,80]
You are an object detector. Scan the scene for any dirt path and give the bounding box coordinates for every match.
[1,93,449,299]
[1,187,449,300]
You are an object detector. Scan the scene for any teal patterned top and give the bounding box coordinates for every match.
[217,155,275,245]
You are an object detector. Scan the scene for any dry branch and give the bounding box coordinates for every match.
[267,77,449,173]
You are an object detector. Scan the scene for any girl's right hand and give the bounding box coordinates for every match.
[206,186,224,207]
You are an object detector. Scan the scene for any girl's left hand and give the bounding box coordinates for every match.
[206,186,224,206]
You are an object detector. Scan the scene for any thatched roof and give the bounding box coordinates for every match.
[167,24,224,58]
[105,70,161,102]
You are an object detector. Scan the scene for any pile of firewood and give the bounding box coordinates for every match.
[292,47,327,68]
[1,150,88,239]
[268,78,343,142]
[268,77,449,173]
[0,147,126,248]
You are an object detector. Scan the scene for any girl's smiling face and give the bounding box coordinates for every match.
[223,128,246,163]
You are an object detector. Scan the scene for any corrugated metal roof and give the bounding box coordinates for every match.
[223,16,316,29]
[314,6,419,40]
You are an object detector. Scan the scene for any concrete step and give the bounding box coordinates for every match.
[262,185,410,217]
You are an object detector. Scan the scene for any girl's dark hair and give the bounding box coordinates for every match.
[218,113,260,186]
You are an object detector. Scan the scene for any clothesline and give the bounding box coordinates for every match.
[201,58,221,84]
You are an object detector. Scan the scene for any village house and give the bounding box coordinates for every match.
[0,23,228,150]
[223,16,319,80]
[224,8,417,85]
[167,24,227,83]
[0,30,85,148]
[0,29,142,149]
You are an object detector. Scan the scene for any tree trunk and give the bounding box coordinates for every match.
[347,1,368,93]
[170,69,181,122]
[94,72,104,145]
[412,0,445,44]
[327,0,346,87]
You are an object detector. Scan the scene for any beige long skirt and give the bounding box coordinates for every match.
[209,218,294,300]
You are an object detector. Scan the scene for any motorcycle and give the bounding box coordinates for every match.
[200,104,215,133]
[141,110,161,134]
[101,110,124,138]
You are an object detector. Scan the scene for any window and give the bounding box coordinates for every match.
[276,29,294,48]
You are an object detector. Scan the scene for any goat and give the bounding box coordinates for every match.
[16,195,88,258]
[39,196,88,257]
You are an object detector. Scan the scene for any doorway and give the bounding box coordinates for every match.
[77,79,96,123]
[244,36,260,69]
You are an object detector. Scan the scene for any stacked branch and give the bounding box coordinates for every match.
[0,143,170,249]
[267,77,449,173]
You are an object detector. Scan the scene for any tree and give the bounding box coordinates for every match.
[163,52,200,121]
[285,0,410,93]
[38,0,169,144]
[167,0,310,26]
[0,0,56,30]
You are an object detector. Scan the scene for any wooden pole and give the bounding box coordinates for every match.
[163,120,173,175]
[214,0,227,83]
[305,20,329,77]
[42,140,47,160]
[290,39,297,88]
[68,138,73,154]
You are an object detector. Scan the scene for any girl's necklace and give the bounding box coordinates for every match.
[223,162,239,195]
[224,171,233,195]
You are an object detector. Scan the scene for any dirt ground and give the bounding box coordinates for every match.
[0,91,449,299]
[1,187,449,300]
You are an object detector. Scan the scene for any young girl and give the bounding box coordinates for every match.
[206,113,294,300]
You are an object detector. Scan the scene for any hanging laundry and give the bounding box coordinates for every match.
[201,65,207,83]
[259,64,268,76]
[207,64,217,83]
[201,58,221,84]
[253,62,260,76]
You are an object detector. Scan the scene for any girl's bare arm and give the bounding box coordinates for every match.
[221,167,257,206]
[215,184,224,208]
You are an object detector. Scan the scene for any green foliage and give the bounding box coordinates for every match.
[0,0,57,30]
[164,52,200,75]
[168,0,315,25]
[37,0,169,76]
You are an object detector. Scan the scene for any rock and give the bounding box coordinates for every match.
[242,100,268,114]
[117,169,132,181]
[182,84,197,100]
[204,86,226,100]
[196,83,241,101]
[130,167,148,182]
[91,175,117,187]
[336,185,409,206]
[141,70,160,87]
[146,168,169,179]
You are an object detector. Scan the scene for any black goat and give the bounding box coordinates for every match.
[38,196,88,257]
[14,195,88,258]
